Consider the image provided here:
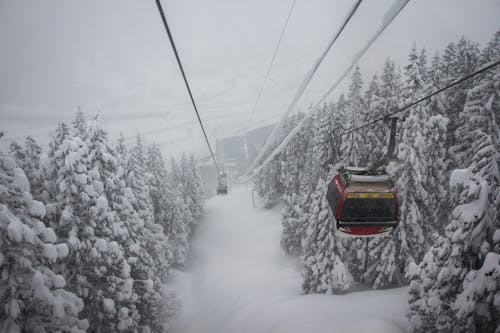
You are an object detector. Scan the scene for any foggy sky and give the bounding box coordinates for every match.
[0,0,498,157]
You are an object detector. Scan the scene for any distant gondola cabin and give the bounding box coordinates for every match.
[217,172,228,195]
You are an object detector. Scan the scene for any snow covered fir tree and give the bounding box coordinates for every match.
[0,112,205,332]
[253,31,499,331]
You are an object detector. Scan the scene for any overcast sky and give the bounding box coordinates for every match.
[0,0,498,158]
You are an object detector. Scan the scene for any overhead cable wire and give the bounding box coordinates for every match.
[339,58,500,137]
[154,0,221,174]
[243,0,363,178]
[244,0,410,180]
[249,58,500,173]
[245,0,297,131]
[241,0,297,170]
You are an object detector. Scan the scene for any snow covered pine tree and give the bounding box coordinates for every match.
[1,145,88,332]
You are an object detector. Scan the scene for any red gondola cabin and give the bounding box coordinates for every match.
[326,167,399,237]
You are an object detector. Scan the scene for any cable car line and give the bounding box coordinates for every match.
[323,58,500,146]
[260,58,500,162]
[240,0,297,183]
[340,58,500,138]
[243,0,364,179]
[154,0,221,174]
[245,0,410,180]
[245,0,297,131]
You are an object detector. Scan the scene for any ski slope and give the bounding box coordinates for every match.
[170,186,409,333]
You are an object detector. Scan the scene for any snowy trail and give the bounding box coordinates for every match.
[170,186,408,333]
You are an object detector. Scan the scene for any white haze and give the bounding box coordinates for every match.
[0,0,498,157]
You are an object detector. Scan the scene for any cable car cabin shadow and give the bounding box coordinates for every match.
[326,166,400,237]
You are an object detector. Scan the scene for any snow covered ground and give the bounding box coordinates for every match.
[170,186,409,333]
